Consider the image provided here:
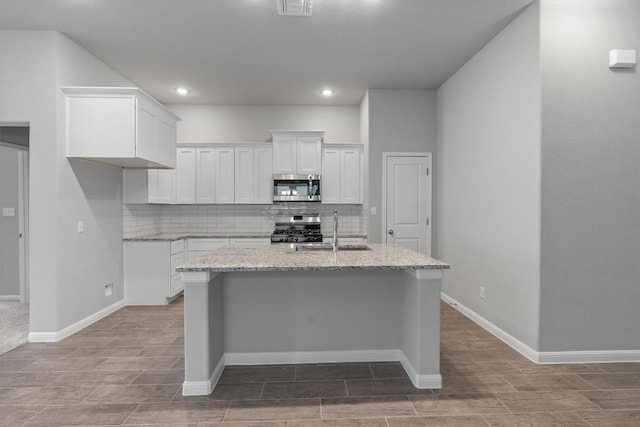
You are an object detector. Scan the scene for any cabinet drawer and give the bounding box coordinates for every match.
[170,274,183,297]
[187,238,228,251]
[170,252,185,274]
[170,239,184,254]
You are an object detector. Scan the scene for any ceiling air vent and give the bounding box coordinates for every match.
[276,0,313,17]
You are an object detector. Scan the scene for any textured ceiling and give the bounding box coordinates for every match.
[0,0,535,105]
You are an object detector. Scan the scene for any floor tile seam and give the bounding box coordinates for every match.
[119,402,141,426]
[259,382,266,399]
[490,394,515,416]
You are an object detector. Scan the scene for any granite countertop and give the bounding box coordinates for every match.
[176,243,449,272]
[123,233,368,242]
[124,232,272,241]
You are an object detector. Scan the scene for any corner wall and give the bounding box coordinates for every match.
[539,0,640,352]
[436,3,541,349]
[0,30,132,335]
[367,90,437,245]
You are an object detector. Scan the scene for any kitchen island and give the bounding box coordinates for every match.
[177,243,449,396]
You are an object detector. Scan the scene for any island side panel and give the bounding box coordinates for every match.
[182,272,224,396]
[401,269,443,389]
[222,270,403,361]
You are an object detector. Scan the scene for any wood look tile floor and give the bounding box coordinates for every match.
[1,298,639,426]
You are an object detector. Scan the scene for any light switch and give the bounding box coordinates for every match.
[371,206,377,215]
[2,207,15,217]
[77,221,84,233]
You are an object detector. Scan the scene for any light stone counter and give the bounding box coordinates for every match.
[177,243,449,272]
[123,232,272,242]
[179,244,449,397]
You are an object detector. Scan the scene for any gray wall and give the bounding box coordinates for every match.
[367,89,437,244]
[167,104,360,143]
[0,31,131,333]
[0,144,22,296]
[539,0,640,351]
[436,3,541,349]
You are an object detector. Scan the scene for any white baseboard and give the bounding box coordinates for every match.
[182,356,225,396]
[441,292,640,364]
[400,352,442,389]
[0,295,20,301]
[225,349,402,366]
[538,350,640,364]
[28,299,126,343]
[440,292,539,363]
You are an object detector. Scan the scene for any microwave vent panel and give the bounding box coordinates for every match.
[277,0,313,16]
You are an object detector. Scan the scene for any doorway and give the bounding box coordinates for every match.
[0,126,30,354]
[382,153,432,255]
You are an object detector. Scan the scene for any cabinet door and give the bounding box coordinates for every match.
[157,119,177,169]
[340,149,362,204]
[321,149,341,204]
[297,136,322,174]
[273,136,297,174]
[254,146,273,204]
[215,148,235,203]
[148,169,175,204]
[196,148,216,204]
[136,97,158,162]
[234,147,254,204]
[175,147,196,204]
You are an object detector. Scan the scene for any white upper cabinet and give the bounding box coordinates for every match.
[271,131,323,175]
[124,144,273,205]
[253,146,274,204]
[196,146,235,204]
[321,146,362,204]
[62,87,180,169]
[235,146,273,204]
[196,147,216,204]
[175,147,196,204]
[214,148,235,204]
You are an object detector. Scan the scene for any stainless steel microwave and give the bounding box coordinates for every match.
[273,174,321,202]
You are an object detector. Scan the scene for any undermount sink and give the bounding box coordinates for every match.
[295,243,371,252]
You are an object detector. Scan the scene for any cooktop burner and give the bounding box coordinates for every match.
[271,213,323,243]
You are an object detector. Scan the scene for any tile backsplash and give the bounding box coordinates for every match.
[123,203,367,239]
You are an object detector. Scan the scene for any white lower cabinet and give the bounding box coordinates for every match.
[124,239,185,305]
[229,238,270,246]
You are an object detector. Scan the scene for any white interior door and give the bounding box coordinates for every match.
[384,154,432,255]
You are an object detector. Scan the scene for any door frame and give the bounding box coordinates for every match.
[381,152,432,254]
[18,150,29,305]
[0,140,29,304]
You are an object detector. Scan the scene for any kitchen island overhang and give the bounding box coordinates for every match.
[177,244,449,396]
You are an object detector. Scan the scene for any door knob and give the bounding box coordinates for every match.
[388,229,394,235]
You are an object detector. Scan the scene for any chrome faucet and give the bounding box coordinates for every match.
[332,210,339,253]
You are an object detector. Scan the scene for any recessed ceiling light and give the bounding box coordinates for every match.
[176,87,190,96]
[321,89,334,97]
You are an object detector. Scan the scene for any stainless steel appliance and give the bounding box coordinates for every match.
[273,174,321,202]
[270,213,323,243]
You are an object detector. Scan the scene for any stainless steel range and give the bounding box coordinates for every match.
[270,213,323,243]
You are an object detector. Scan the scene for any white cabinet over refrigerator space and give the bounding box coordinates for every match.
[62,87,180,169]
[271,131,323,175]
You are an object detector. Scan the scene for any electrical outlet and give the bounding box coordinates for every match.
[77,220,84,233]
[105,282,113,296]
[480,286,485,298]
